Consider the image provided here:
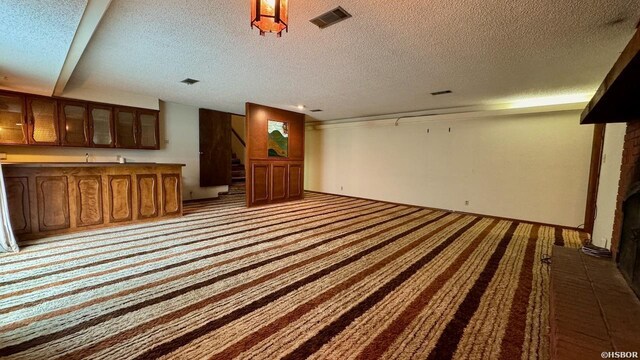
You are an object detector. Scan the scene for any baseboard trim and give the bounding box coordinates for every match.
[305,190,585,232]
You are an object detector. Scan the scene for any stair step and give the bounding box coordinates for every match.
[231,159,241,165]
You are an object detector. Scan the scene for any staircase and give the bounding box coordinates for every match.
[231,153,246,185]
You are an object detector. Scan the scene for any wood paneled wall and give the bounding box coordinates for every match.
[245,103,305,207]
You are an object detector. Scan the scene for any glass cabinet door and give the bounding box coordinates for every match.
[60,102,88,146]
[115,108,137,148]
[139,111,158,149]
[27,97,59,145]
[90,106,114,147]
[0,93,27,144]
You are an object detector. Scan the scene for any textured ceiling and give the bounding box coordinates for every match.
[0,0,87,95]
[12,0,640,120]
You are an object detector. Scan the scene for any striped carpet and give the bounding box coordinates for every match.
[0,192,585,360]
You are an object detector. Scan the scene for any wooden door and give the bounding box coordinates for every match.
[59,101,89,147]
[26,96,59,145]
[89,105,115,148]
[4,177,31,234]
[0,92,28,145]
[36,176,70,231]
[199,109,231,186]
[138,110,160,150]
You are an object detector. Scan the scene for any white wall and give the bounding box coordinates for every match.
[592,123,626,249]
[0,101,226,200]
[305,109,593,227]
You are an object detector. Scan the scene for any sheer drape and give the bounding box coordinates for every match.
[0,163,19,252]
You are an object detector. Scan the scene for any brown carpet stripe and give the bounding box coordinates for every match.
[0,192,585,360]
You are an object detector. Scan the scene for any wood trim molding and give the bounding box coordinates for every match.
[583,124,606,234]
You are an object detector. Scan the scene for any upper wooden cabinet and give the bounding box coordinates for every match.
[115,107,137,148]
[59,101,89,147]
[0,92,28,145]
[26,96,59,146]
[0,90,160,150]
[138,110,159,149]
[89,105,115,148]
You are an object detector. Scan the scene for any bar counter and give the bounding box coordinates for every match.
[2,162,184,240]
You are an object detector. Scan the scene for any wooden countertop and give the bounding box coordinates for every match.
[1,162,186,168]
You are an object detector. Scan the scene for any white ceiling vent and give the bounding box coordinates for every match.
[310,7,352,29]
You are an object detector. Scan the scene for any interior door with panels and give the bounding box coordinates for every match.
[36,176,70,231]
[0,92,28,145]
[26,96,59,145]
[199,109,232,186]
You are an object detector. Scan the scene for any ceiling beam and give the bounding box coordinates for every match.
[53,0,112,96]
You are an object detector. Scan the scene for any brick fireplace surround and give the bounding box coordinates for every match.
[612,120,640,258]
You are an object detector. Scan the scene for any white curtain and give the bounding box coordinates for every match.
[0,163,19,252]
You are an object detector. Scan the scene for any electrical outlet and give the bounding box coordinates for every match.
[465,200,469,206]
[189,191,193,199]
[340,186,344,191]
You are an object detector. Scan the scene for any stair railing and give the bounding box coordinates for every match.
[232,128,246,148]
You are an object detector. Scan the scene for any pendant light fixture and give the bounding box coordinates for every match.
[251,0,288,37]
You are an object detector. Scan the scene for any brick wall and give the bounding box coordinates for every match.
[611,121,640,257]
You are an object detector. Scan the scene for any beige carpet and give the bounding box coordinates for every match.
[0,192,584,360]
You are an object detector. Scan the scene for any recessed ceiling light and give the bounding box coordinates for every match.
[297,105,306,110]
[431,90,452,96]
[180,78,199,85]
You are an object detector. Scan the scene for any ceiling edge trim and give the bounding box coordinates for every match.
[306,102,587,130]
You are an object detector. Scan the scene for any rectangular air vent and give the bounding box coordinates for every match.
[431,90,452,96]
[310,7,352,29]
[310,109,323,112]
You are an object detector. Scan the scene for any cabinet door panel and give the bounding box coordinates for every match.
[60,102,89,147]
[138,174,158,218]
[76,176,103,227]
[250,162,270,206]
[0,93,27,145]
[36,176,70,231]
[162,174,181,216]
[271,164,287,201]
[27,97,59,145]
[109,175,132,222]
[115,108,137,148]
[139,111,159,149]
[5,177,31,234]
[288,163,303,199]
[90,105,114,147]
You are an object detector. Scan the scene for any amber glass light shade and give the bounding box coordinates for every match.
[251,0,288,37]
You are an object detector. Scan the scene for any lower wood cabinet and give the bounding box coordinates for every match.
[3,163,184,240]
[248,161,303,206]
